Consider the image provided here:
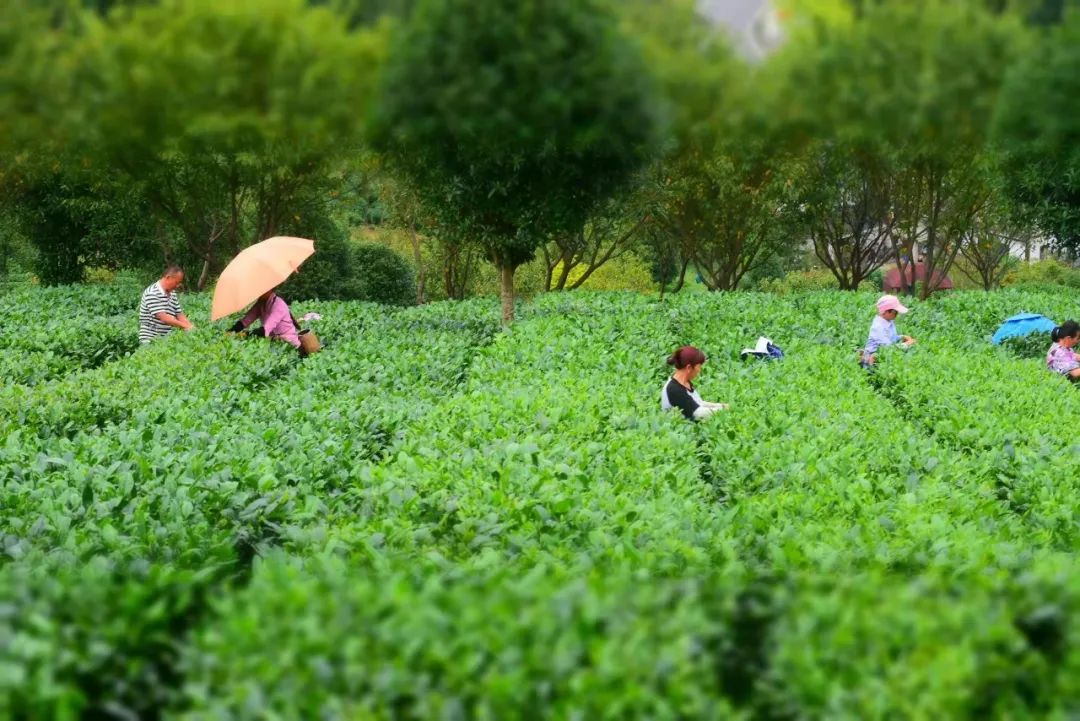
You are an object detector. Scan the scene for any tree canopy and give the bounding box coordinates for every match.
[372,0,659,321]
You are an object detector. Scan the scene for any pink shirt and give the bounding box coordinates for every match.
[241,294,300,348]
[1046,342,1080,374]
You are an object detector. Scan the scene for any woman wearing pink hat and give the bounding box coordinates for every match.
[861,295,915,368]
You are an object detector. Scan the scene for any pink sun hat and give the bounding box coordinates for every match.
[876,294,909,314]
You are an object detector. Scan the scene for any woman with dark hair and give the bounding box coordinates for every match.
[229,288,302,351]
[661,345,728,421]
[1046,320,1080,379]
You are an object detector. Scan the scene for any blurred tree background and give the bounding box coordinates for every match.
[1,0,1079,305]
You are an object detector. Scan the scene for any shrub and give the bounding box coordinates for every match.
[278,217,356,302]
[757,268,840,294]
[866,267,885,290]
[1001,259,1080,289]
[279,204,415,305]
[1000,331,1051,361]
[350,243,416,306]
[554,252,657,293]
[84,267,118,284]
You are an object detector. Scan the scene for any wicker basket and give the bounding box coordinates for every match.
[298,328,321,356]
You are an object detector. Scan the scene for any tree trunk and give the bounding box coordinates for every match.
[457,247,476,300]
[229,180,242,257]
[444,248,455,300]
[554,250,574,291]
[408,222,426,304]
[156,220,174,266]
[197,257,211,291]
[541,245,556,292]
[500,263,516,325]
[672,256,690,293]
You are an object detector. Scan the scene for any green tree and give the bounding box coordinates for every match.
[957,201,1026,290]
[312,0,414,27]
[67,0,384,287]
[625,0,800,292]
[659,147,799,292]
[539,174,657,292]
[995,12,1080,252]
[795,144,895,290]
[372,0,659,323]
[6,165,159,285]
[783,0,1027,298]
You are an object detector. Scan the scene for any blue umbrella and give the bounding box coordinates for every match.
[991,313,1057,345]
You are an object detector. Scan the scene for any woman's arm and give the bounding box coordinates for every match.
[229,305,260,332]
[241,304,260,328]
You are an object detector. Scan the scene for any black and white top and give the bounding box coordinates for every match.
[661,377,705,421]
[138,281,183,344]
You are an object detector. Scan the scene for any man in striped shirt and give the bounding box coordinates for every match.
[139,265,194,343]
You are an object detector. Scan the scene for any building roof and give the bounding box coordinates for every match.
[883,263,954,291]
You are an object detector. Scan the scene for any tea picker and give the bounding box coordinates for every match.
[211,236,322,356]
[661,346,729,421]
[228,288,304,351]
[1045,321,1080,381]
[138,265,194,344]
[860,295,915,369]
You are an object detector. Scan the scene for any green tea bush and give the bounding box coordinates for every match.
[6,282,1080,719]
[1001,331,1051,360]
[0,299,500,718]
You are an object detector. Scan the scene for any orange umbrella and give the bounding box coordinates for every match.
[210,236,315,321]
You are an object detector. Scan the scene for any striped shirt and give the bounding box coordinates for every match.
[139,281,182,343]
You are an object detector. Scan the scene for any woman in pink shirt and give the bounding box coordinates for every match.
[1046,320,1080,379]
[229,289,301,350]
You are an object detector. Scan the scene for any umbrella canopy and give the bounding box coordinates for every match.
[210,236,315,321]
[991,313,1057,345]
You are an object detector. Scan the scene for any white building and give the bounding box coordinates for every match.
[699,0,786,59]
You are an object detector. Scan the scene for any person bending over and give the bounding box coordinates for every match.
[229,288,301,351]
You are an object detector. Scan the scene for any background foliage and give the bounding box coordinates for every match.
[2,0,1077,301]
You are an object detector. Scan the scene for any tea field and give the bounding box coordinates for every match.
[3,282,1080,720]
